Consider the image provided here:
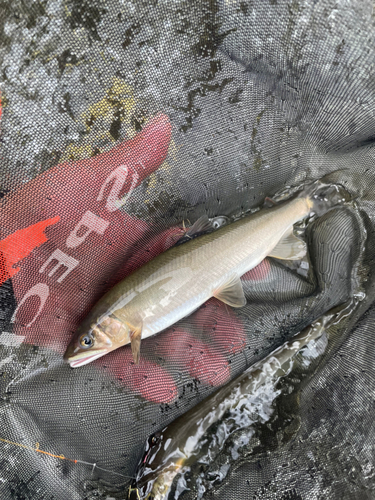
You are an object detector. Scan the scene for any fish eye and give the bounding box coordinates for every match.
[150,431,162,446]
[147,433,160,448]
[79,334,94,349]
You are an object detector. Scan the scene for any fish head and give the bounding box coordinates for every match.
[64,315,131,368]
[128,430,183,500]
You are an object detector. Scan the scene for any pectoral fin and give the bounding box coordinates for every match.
[268,228,306,260]
[213,275,247,308]
[129,324,142,364]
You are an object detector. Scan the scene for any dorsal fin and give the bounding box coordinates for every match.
[174,215,213,246]
[186,215,212,236]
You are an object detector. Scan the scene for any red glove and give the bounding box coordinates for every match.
[0,112,268,404]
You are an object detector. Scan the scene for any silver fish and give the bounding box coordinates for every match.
[128,311,339,500]
[64,181,346,367]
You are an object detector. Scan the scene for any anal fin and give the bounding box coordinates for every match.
[213,275,247,308]
[268,228,307,261]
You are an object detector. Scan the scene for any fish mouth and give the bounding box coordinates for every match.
[67,350,108,368]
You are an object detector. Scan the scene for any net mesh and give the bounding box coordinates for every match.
[0,1,375,499]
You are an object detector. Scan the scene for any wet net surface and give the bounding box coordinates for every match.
[0,1,375,499]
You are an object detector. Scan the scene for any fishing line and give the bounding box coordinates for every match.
[0,437,135,479]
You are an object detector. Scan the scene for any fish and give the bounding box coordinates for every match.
[127,311,339,500]
[64,181,348,368]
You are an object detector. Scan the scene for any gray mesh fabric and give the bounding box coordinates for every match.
[1,1,375,499]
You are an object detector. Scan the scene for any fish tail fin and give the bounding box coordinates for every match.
[298,179,351,216]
